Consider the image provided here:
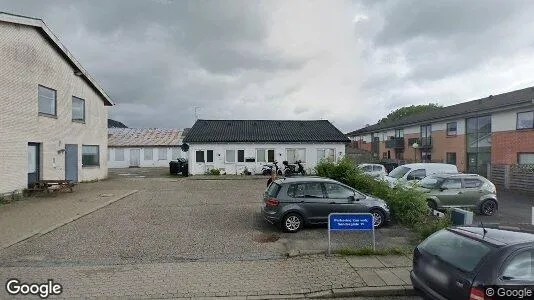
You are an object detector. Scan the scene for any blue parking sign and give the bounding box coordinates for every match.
[327,213,375,254]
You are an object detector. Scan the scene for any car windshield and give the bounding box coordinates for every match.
[418,176,445,189]
[388,166,410,179]
[419,230,492,272]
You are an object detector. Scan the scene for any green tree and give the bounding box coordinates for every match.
[378,103,442,124]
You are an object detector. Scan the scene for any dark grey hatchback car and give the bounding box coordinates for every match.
[261,177,390,232]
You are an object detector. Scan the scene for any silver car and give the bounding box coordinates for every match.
[358,163,388,178]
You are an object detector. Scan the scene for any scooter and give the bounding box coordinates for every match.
[261,161,282,175]
[282,160,306,176]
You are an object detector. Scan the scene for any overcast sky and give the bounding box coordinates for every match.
[3,0,534,133]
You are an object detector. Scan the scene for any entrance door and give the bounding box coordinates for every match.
[27,143,40,187]
[130,149,141,167]
[65,144,78,183]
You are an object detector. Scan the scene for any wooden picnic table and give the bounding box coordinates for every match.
[28,179,76,194]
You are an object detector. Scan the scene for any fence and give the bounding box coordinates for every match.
[489,164,534,193]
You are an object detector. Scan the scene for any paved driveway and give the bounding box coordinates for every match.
[0,168,414,267]
[474,188,534,225]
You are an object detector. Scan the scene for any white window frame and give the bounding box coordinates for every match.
[317,148,335,162]
[82,145,100,167]
[144,148,153,161]
[225,149,236,163]
[72,96,85,122]
[38,85,56,116]
[257,149,275,163]
[237,149,245,163]
[115,148,125,161]
[287,148,306,163]
[158,148,168,160]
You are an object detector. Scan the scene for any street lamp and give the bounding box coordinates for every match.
[412,142,419,163]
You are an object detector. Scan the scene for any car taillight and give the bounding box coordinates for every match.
[470,287,490,300]
[266,197,279,206]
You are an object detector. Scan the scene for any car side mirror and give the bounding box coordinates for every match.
[348,195,356,202]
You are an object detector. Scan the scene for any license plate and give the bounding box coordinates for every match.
[423,265,449,285]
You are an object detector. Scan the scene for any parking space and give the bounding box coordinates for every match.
[474,188,534,225]
[0,169,414,267]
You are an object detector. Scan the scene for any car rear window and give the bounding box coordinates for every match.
[389,166,410,179]
[267,182,281,197]
[419,229,492,273]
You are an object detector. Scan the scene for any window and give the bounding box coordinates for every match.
[38,85,56,116]
[287,183,324,198]
[257,149,266,162]
[395,129,404,138]
[237,150,245,162]
[115,148,124,161]
[464,178,482,188]
[360,165,372,172]
[373,165,384,172]
[172,148,181,160]
[158,148,167,160]
[441,178,462,189]
[82,145,99,167]
[107,149,110,161]
[502,250,534,281]
[446,152,457,165]
[256,149,275,163]
[419,229,491,273]
[72,96,85,122]
[225,150,235,163]
[407,169,426,180]
[287,148,306,163]
[446,122,457,136]
[206,150,214,163]
[144,148,153,161]
[267,183,282,197]
[517,111,534,129]
[519,153,534,165]
[195,150,205,162]
[421,124,432,138]
[324,183,354,199]
[317,149,335,162]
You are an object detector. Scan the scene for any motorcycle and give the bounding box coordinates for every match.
[282,160,306,176]
[261,161,282,175]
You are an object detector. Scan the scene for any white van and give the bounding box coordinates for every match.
[383,163,459,187]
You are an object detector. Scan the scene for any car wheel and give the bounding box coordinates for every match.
[480,199,498,216]
[370,209,386,228]
[282,213,304,233]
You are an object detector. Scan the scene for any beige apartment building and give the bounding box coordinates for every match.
[0,12,113,194]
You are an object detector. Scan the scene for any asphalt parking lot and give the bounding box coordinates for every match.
[0,168,414,267]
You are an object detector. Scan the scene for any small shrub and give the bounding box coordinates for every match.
[208,168,221,175]
[415,214,453,241]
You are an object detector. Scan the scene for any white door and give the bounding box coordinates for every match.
[130,149,141,167]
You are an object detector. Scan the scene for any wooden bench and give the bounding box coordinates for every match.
[28,180,76,194]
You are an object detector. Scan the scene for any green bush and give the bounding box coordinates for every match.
[337,246,409,256]
[208,168,221,175]
[316,158,450,240]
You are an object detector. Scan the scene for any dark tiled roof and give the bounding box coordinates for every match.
[347,86,534,136]
[182,120,350,143]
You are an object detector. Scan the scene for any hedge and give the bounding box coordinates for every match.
[316,158,451,240]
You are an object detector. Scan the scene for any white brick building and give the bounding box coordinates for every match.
[182,120,350,175]
[108,128,186,168]
[0,12,113,194]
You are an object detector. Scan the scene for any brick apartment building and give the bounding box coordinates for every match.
[347,86,534,177]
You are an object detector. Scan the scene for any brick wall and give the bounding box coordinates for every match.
[431,130,467,172]
[0,22,109,193]
[492,130,534,165]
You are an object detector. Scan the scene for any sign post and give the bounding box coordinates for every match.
[328,213,375,255]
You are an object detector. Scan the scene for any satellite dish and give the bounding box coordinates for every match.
[180,143,189,152]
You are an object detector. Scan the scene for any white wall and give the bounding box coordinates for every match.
[0,22,109,193]
[187,143,346,175]
[404,126,419,135]
[492,109,526,132]
[108,147,185,168]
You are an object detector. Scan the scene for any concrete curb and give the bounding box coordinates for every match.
[166,285,415,299]
[0,190,138,250]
